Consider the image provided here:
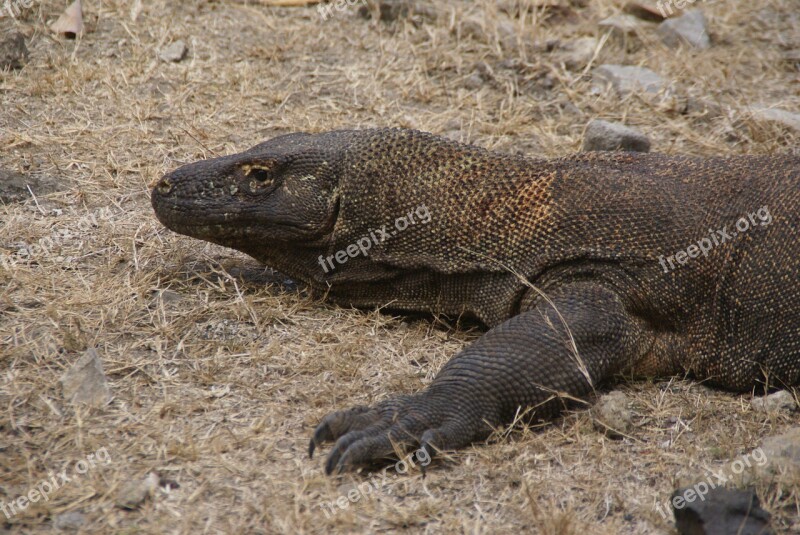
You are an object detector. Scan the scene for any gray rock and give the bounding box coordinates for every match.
[583,120,651,153]
[115,472,160,509]
[60,348,111,408]
[159,40,187,63]
[729,428,800,489]
[593,64,665,96]
[599,14,644,36]
[0,32,29,70]
[751,390,797,413]
[54,511,87,531]
[658,10,710,50]
[759,427,800,479]
[672,487,773,535]
[751,107,800,132]
[592,391,634,437]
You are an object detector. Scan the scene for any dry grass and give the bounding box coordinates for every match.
[1,0,799,533]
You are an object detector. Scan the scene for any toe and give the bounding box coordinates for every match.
[309,406,381,458]
[324,425,390,474]
[330,434,397,474]
[418,419,477,461]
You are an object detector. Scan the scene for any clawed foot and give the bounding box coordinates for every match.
[309,392,488,474]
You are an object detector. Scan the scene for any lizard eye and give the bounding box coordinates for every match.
[250,168,272,183]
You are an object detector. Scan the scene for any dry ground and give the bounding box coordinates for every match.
[1,0,799,533]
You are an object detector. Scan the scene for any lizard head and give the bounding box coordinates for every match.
[151,132,349,275]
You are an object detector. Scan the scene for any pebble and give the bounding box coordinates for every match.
[592,391,634,437]
[159,40,187,63]
[658,10,710,50]
[115,472,160,509]
[750,107,800,132]
[593,64,665,96]
[672,487,772,535]
[599,14,645,36]
[751,390,797,413]
[54,511,87,531]
[60,348,111,408]
[583,120,651,153]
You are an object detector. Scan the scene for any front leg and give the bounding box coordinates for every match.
[309,283,648,473]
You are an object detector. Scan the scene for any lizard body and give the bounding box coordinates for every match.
[151,128,800,473]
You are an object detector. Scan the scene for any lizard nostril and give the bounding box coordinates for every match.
[156,177,173,195]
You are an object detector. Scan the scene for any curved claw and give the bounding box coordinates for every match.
[308,405,377,460]
[309,393,485,474]
[309,419,335,459]
[417,438,438,477]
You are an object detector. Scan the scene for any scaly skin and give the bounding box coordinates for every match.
[151,128,800,474]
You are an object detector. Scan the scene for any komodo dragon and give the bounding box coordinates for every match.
[151,128,800,474]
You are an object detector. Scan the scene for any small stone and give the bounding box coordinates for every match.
[0,32,29,71]
[54,511,86,531]
[60,348,111,408]
[758,427,800,480]
[599,14,644,36]
[592,391,634,437]
[751,390,797,413]
[115,472,160,509]
[750,107,800,132]
[672,486,773,535]
[593,64,665,96]
[50,0,84,39]
[583,120,651,153]
[658,10,710,50]
[159,40,187,63]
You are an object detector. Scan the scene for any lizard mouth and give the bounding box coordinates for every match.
[150,182,341,242]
